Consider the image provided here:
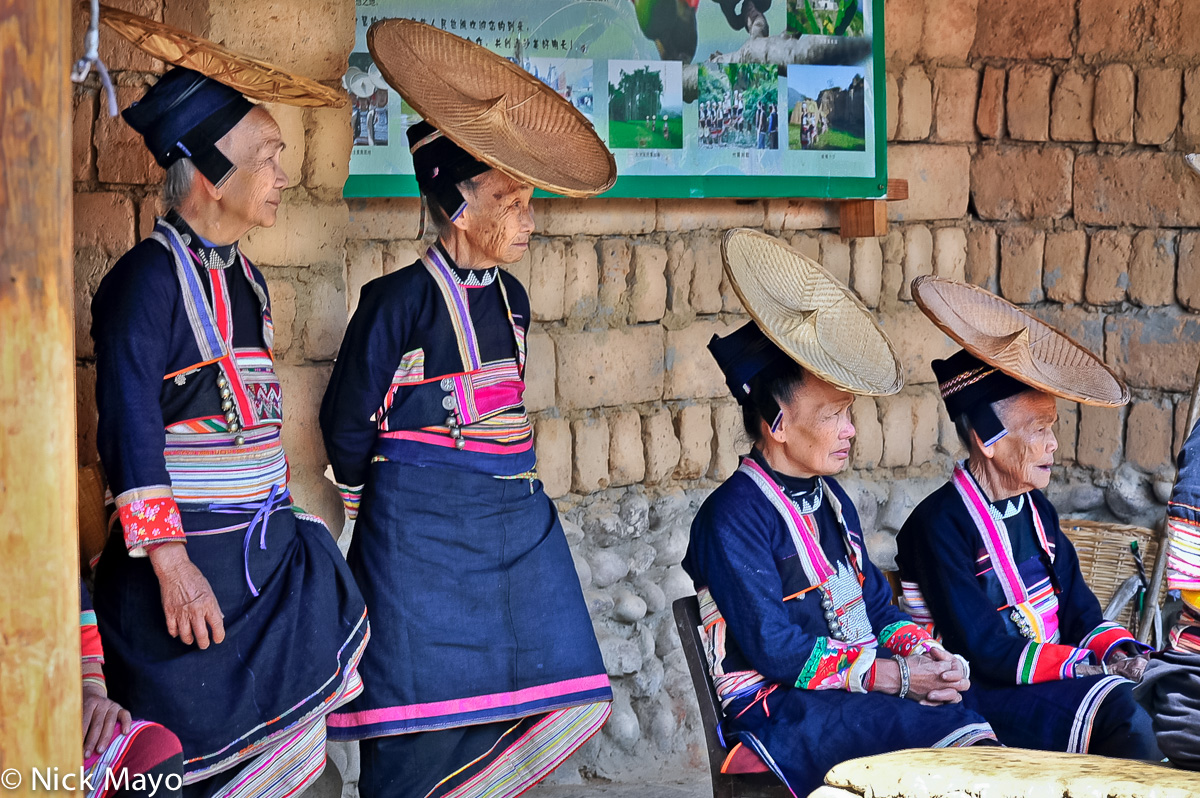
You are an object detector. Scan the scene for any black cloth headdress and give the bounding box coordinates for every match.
[406,121,493,220]
[932,349,1031,447]
[122,67,254,188]
[708,321,796,431]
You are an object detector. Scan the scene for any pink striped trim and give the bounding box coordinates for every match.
[738,457,835,585]
[220,724,308,795]
[952,464,1027,608]
[380,429,534,454]
[425,247,481,369]
[327,673,611,728]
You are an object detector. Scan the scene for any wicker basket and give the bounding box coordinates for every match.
[1060,518,1166,634]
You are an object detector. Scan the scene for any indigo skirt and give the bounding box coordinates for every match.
[93,507,369,780]
[328,461,610,740]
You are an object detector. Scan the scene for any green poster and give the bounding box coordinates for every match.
[344,0,886,200]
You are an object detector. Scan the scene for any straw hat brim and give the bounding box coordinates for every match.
[367,19,616,198]
[721,229,903,396]
[912,275,1130,406]
[97,4,346,108]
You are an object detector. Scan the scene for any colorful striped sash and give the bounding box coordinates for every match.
[954,464,1025,608]
[737,456,864,586]
[952,463,1052,608]
[152,219,279,428]
[899,579,935,625]
[1166,514,1200,591]
[421,247,527,426]
[381,411,534,454]
[164,426,288,506]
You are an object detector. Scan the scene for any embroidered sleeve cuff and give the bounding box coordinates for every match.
[1166,518,1200,592]
[82,662,106,693]
[116,487,185,555]
[81,609,104,662]
[337,483,364,521]
[1016,641,1094,684]
[846,648,877,693]
[1080,621,1151,660]
[879,621,937,656]
[81,609,106,690]
[795,638,866,690]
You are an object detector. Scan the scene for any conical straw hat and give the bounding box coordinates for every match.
[368,19,616,197]
[721,229,903,396]
[912,275,1129,406]
[97,4,345,107]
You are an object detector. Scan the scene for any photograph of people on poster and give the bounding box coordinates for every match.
[697,64,779,150]
[787,65,866,151]
[525,57,596,121]
[345,53,392,148]
[608,60,684,149]
[786,0,865,37]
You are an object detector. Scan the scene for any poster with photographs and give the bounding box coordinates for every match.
[346,0,885,199]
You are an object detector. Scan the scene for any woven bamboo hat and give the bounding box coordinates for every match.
[721,229,903,396]
[912,275,1129,406]
[97,4,345,107]
[367,19,616,197]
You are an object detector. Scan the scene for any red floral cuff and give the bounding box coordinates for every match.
[879,621,936,656]
[796,638,866,690]
[116,487,185,553]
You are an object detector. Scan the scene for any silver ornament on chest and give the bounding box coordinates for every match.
[821,561,872,643]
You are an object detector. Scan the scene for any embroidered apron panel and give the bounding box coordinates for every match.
[235,348,283,426]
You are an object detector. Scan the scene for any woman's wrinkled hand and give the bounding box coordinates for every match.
[148,543,225,649]
[82,684,131,758]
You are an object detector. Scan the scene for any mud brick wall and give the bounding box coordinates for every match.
[70,0,1200,783]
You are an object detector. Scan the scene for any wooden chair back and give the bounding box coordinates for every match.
[672,596,791,798]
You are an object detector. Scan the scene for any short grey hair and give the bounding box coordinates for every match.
[162,158,197,210]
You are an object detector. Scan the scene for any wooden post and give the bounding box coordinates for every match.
[0,0,82,789]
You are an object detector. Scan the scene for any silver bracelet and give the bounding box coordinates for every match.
[896,656,911,700]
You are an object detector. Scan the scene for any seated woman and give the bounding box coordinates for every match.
[683,231,995,798]
[81,580,184,798]
[896,276,1159,760]
[1135,403,1200,768]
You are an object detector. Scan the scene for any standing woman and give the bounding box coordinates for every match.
[87,10,368,798]
[320,21,616,798]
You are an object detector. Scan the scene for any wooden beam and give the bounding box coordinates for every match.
[838,199,888,239]
[837,178,910,239]
[0,0,81,786]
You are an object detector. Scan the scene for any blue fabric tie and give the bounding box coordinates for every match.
[210,484,290,597]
